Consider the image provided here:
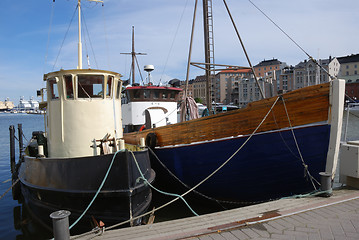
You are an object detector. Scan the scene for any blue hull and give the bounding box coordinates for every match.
[152,124,330,203]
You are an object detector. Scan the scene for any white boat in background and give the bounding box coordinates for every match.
[121,27,183,133]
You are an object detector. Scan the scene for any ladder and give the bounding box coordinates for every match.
[203,0,216,112]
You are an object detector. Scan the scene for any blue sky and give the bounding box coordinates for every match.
[1,0,358,104]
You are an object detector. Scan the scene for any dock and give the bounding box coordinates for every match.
[73,188,359,240]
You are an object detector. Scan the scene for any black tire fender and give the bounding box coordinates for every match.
[145,133,157,149]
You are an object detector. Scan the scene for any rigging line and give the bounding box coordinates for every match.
[222,0,264,99]
[52,5,78,71]
[81,8,99,69]
[134,56,145,85]
[80,10,90,68]
[281,96,320,189]
[247,0,335,81]
[105,96,281,231]
[101,2,111,70]
[159,0,190,85]
[44,0,55,73]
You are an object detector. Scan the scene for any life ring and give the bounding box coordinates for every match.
[145,133,157,149]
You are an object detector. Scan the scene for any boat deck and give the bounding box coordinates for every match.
[73,188,359,240]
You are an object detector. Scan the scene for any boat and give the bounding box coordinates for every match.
[123,0,345,204]
[0,98,15,112]
[121,27,183,133]
[10,0,155,233]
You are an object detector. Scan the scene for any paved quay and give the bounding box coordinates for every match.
[73,188,359,240]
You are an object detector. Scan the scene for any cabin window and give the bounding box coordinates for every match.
[49,78,59,100]
[169,91,176,99]
[64,75,74,99]
[116,80,121,99]
[144,90,150,99]
[106,76,113,98]
[77,75,104,98]
[153,90,160,99]
[162,92,168,99]
[133,90,141,99]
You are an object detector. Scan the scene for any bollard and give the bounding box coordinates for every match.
[119,139,125,150]
[9,125,16,174]
[50,210,71,240]
[17,124,23,160]
[319,172,332,197]
[140,138,145,148]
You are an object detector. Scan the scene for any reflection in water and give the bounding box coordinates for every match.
[13,204,52,240]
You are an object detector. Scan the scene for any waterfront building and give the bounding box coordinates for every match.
[293,57,338,90]
[192,75,207,103]
[253,59,287,78]
[238,77,266,108]
[337,54,359,84]
[216,68,252,104]
[278,66,295,93]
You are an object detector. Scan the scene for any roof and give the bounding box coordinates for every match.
[126,86,182,91]
[254,59,283,67]
[337,54,359,64]
[219,68,252,74]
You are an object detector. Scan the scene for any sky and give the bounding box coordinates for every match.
[1,0,358,105]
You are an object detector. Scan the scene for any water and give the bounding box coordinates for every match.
[0,111,359,239]
[0,113,46,240]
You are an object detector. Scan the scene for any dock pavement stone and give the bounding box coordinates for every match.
[73,189,359,240]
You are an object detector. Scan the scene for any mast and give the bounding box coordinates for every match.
[131,26,135,85]
[77,0,103,69]
[120,26,147,85]
[202,0,215,114]
[77,0,82,69]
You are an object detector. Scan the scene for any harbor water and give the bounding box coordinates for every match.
[1,111,359,239]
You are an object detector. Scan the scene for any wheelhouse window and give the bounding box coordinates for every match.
[153,90,160,99]
[127,88,181,102]
[77,75,104,98]
[106,76,113,98]
[49,78,59,100]
[116,79,121,99]
[64,75,74,99]
[143,90,150,99]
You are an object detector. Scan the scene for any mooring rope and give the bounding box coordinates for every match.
[281,96,320,189]
[0,178,19,200]
[69,149,125,230]
[100,96,282,233]
[71,97,281,238]
[129,151,199,216]
[148,147,268,207]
